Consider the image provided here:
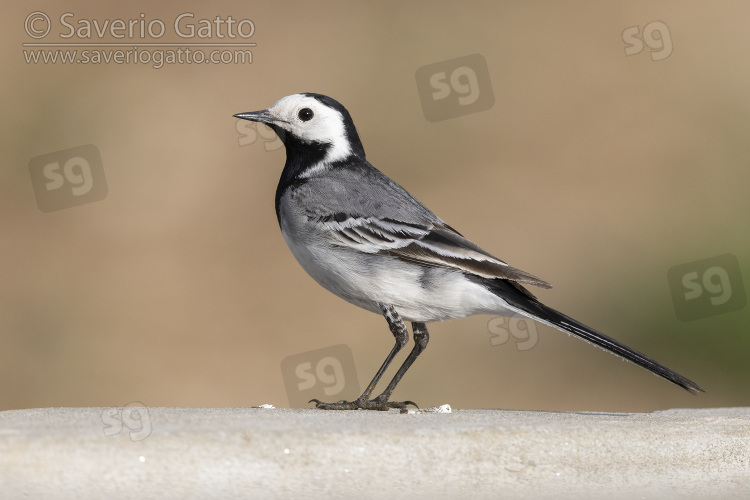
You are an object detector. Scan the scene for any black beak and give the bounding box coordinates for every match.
[233,109,275,124]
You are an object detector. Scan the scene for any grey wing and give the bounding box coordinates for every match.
[314,214,551,289]
[297,161,551,289]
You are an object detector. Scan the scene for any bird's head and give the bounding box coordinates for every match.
[234,93,366,164]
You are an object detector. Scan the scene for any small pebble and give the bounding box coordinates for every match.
[401,404,452,414]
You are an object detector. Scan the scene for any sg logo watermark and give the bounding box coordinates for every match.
[28,144,107,212]
[623,21,673,61]
[667,254,746,321]
[280,344,360,408]
[101,401,152,442]
[415,53,494,122]
[236,119,284,151]
[488,316,539,351]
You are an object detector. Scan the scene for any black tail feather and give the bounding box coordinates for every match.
[481,278,704,394]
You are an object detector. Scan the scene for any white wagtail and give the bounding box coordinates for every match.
[234,93,703,410]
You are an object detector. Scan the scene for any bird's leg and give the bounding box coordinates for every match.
[358,304,410,400]
[310,304,418,411]
[369,322,429,407]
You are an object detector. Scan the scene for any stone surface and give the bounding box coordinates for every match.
[1,406,749,499]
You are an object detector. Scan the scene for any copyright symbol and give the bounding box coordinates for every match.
[25,11,51,39]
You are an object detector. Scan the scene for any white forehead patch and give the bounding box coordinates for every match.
[266,94,351,164]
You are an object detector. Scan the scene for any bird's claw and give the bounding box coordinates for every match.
[309,397,419,411]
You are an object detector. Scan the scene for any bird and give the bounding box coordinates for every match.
[234,93,703,410]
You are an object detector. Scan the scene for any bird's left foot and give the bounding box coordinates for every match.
[309,396,418,411]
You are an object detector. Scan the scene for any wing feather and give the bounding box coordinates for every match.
[315,214,551,289]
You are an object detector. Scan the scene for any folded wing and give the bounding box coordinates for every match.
[315,213,551,289]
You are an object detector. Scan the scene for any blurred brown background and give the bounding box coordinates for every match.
[2,1,748,413]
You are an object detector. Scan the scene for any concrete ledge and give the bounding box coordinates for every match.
[1,407,748,499]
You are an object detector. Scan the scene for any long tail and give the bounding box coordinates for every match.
[482,278,704,394]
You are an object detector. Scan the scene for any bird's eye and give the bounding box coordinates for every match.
[298,108,314,122]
